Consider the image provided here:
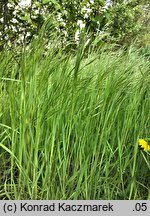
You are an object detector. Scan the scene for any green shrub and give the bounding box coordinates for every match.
[106,1,150,47]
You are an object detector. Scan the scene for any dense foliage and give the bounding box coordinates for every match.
[0,0,150,200]
[0,33,150,199]
[0,0,149,51]
[108,0,150,47]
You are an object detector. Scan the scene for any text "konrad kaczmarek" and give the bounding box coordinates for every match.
[20,202,114,212]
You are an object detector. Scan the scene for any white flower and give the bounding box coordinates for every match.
[0,18,3,22]
[77,20,85,29]
[89,0,94,4]
[12,18,17,23]
[82,6,92,13]
[75,30,80,42]
[104,0,113,9]
[12,25,17,32]
[84,14,89,19]
[18,0,31,7]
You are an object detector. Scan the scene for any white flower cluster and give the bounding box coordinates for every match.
[18,0,31,7]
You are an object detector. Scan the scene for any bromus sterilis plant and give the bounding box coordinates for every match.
[0,23,150,199]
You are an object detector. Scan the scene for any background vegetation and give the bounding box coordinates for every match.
[0,0,150,50]
[0,0,150,200]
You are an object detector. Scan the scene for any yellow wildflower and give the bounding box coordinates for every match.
[138,139,150,152]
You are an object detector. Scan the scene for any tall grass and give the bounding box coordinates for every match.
[0,33,150,200]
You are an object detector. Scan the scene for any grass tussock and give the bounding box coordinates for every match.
[0,35,150,200]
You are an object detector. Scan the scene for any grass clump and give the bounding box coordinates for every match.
[0,35,150,200]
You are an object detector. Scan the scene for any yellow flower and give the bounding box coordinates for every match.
[138,139,150,152]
